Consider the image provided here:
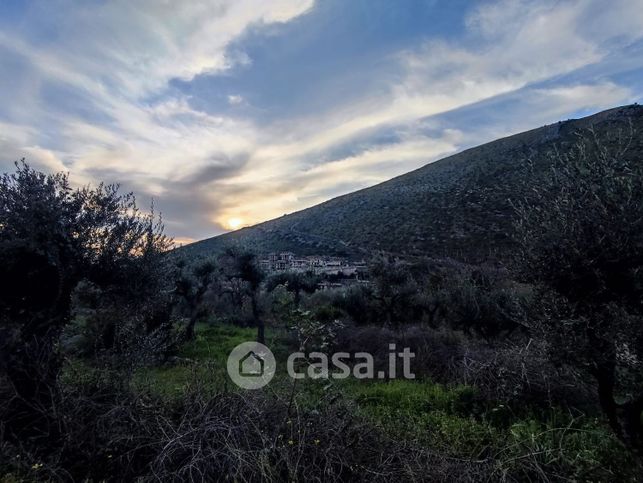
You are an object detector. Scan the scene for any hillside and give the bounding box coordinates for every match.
[182,105,643,262]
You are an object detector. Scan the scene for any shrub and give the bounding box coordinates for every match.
[436,263,528,339]
[334,324,594,413]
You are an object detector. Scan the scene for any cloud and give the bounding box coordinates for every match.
[0,0,313,237]
[529,82,634,116]
[210,128,464,228]
[204,0,641,228]
[2,0,313,98]
[0,0,641,241]
[0,122,68,173]
[228,95,245,105]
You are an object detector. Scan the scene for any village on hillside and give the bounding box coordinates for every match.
[259,252,367,278]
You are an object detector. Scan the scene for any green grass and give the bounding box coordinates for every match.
[131,323,255,399]
[343,378,476,413]
[276,374,633,479]
[331,378,497,455]
[179,324,257,361]
[132,323,294,399]
[59,323,638,480]
[335,378,632,478]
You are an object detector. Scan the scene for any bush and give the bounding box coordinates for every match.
[0,373,492,482]
[334,324,594,413]
[63,280,180,368]
[435,263,528,339]
[330,284,380,326]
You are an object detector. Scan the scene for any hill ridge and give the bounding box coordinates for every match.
[181,104,643,261]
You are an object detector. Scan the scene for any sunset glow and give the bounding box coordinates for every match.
[0,1,641,242]
[227,217,244,230]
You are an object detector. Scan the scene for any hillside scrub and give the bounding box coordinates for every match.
[182,106,643,262]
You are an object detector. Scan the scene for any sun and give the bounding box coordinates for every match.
[227,217,244,230]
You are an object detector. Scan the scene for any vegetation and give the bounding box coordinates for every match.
[265,271,320,307]
[2,112,643,481]
[174,258,217,340]
[513,128,643,450]
[0,162,173,435]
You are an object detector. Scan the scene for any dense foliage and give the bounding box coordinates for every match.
[513,130,643,450]
[0,162,174,447]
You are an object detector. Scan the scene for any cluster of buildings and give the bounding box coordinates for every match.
[259,252,367,277]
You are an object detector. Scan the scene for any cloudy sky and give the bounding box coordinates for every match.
[1,0,642,243]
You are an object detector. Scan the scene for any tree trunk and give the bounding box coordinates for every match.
[621,394,643,452]
[257,321,265,345]
[251,294,265,344]
[185,314,198,340]
[427,303,440,328]
[593,365,621,439]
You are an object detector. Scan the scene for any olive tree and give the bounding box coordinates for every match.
[265,271,319,306]
[513,130,643,450]
[219,248,266,343]
[174,258,217,339]
[0,162,172,426]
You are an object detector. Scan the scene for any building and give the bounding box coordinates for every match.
[259,252,366,278]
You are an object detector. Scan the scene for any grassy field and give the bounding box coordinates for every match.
[101,322,635,481]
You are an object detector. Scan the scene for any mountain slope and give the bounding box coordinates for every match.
[182,105,643,262]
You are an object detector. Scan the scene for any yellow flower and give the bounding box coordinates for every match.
[288,440,294,445]
[314,439,320,445]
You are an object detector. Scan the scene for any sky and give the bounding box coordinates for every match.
[1,0,642,244]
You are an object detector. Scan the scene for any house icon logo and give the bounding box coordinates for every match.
[239,350,264,377]
[227,342,276,389]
